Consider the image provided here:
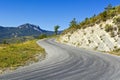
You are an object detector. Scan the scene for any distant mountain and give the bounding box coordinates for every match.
[0,23,55,40]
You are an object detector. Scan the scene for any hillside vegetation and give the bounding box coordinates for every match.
[110,49,120,55]
[0,40,45,74]
[62,5,120,34]
[59,5,120,55]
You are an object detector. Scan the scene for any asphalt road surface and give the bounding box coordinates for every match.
[0,39,120,80]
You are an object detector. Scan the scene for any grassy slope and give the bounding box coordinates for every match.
[62,5,120,35]
[0,40,45,70]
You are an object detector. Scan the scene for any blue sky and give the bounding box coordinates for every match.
[0,0,119,31]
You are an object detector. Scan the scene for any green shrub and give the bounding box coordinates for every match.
[88,40,91,43]
[2,40,8,44]
[110,48,120,56]
[39,34,47,39]
[113,16,120,25]
[105,24,113,32]
[100,11,108,21]
[110,31,115,37]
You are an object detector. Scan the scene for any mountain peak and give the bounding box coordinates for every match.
[17,23,42,32]
[18,23,39,28]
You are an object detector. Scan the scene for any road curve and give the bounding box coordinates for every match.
[1,39,120,80]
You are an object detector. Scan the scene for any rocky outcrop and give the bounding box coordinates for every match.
[59,16,120,51]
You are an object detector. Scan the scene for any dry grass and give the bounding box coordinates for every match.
[0,40,45,69]
[110,48,120,56]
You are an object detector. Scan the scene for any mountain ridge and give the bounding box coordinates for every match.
[0,23,54,41]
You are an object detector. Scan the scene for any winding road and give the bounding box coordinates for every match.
[1,39,120,80]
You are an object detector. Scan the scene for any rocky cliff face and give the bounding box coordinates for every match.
[59,15,120,51]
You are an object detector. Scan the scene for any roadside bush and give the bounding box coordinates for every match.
[39,34,47,39]
[111,48,120,56]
